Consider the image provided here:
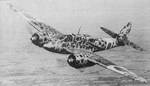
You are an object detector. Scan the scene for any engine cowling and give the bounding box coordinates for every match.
[30,33,46,47]
[67,54,96,69]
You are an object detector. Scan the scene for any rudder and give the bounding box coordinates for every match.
[119,22,132,36]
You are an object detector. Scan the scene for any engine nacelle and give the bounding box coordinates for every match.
[67,54,96,69]
[30,33,46,47]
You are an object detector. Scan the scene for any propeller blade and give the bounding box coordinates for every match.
[100,27,118,38]
[125,40,145,51]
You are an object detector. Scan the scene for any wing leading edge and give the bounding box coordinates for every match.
[68,51,147,83]
[7,3,64,38]
[87,53,147,83]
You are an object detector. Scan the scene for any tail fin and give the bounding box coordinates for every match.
[119,22,132,36]
[100,22,145,51]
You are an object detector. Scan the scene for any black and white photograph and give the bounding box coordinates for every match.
[0,0,150,86]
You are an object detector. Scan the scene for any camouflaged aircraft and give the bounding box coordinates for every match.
[8,3,147,83]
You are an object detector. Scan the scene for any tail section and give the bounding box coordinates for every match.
[116,22,132,46]
[100,22,145,51]
[119,22,132,36]
[100,27,118,38]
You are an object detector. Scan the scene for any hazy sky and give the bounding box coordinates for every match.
[0,0,150,52]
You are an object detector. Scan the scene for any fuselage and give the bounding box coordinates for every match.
[31,33,120,54]
[61,34,119,52]
[30,20,123,54]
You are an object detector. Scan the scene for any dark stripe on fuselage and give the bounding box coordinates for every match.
[43,47,72,54]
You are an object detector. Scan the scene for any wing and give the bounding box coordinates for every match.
[86,53,147,83]
[7,3,64,38]
[66,48,147,83]
[28,19,64,38]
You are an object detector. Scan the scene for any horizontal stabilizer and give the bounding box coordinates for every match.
[100,27,118,38]
[125,40,145,51]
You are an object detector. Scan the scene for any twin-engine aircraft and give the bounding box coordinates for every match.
[8,3,147,83]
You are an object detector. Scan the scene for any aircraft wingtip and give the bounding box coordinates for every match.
[135,77,147,83]
[99,26,106,30]
[100,26,104,29]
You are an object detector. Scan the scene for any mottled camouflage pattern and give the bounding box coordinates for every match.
[8,3,146,82]
[31,33,120,54]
